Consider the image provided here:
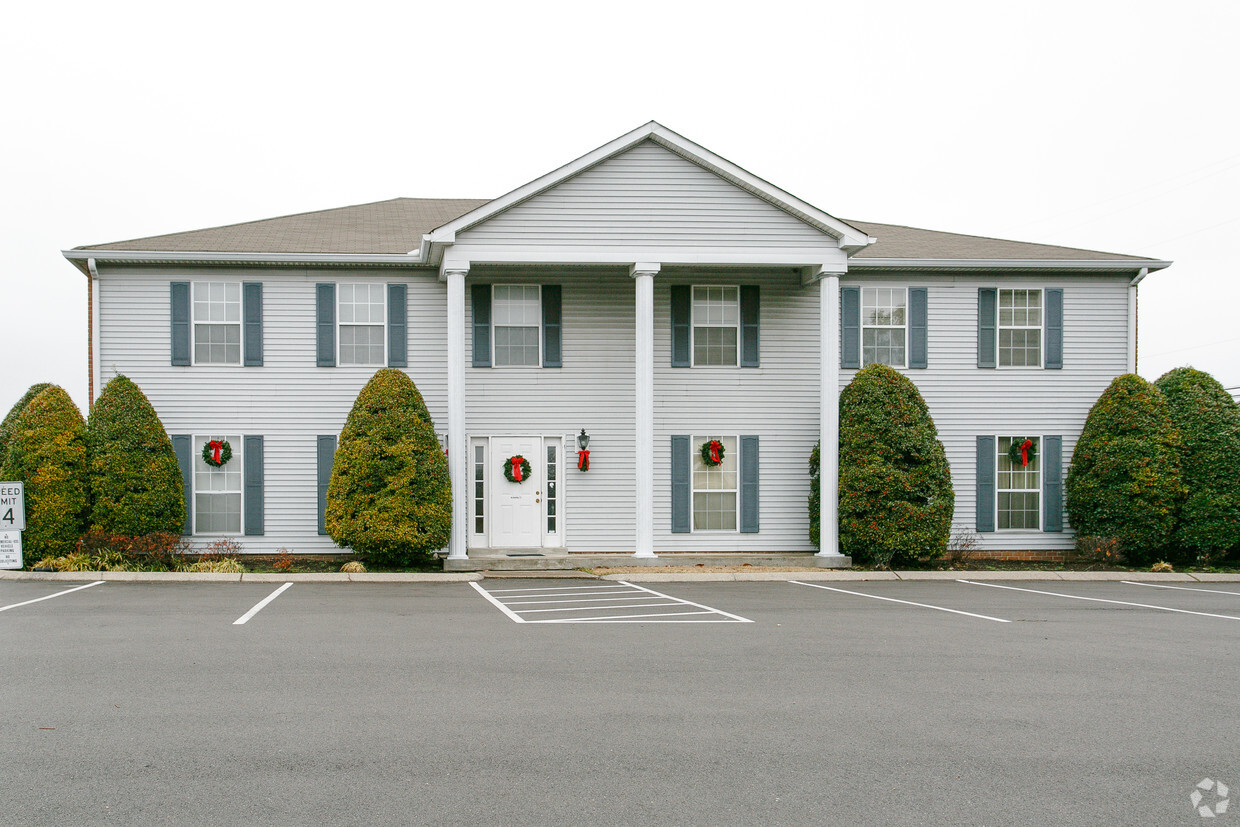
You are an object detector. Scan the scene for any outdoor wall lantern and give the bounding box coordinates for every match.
[576,429,590,471]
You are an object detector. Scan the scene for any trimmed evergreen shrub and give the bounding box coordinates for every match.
[87,375,185,535]
[1065,374,1182,563]
[834,364,954,567]
[808,441,821,547]
[326,368,451,567]
[0,382,52,459]
[0,386,89,559]
[1155,367,1240,560]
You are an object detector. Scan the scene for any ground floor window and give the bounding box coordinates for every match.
[194,434,242,534]
[546,442,558,534]
[997,435,1040,530]
[692,435,737,531]
[473,441,486,535]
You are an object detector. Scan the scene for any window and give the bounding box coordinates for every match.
[493,285,541,367]
[997,436,1040,530]
[998,289,1042,367]
[692,435,738,531]
[692,286,739,366]
[338,283,386,366]
[473,442,486,535]
[546,443,558,534]
[193,282,241,364]
[194,434,242,534]
[862,287,907,367]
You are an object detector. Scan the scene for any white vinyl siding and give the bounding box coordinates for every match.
[193,434,242,534]
[338,283,385,366]
[862,287,907,368]
[692,286,739,366]
[692,436,738,531]
[492,285,541,367]
[999,289,1042,367]
[192,282,241,365]
[997,436,1041,530]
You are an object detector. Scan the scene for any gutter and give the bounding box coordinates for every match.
[62,249,428,275]
[848,258,1173,272]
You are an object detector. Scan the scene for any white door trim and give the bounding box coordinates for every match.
[468,434,566,551]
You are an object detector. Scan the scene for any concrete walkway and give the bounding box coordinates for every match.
[3,569,1238,583]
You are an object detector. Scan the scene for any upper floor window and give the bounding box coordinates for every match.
[999,289,1042,367]
[862,287,907,367]
[338,283,386,366]
[193,282,241,365]
[692,286,739,366]
[493,285,542,367]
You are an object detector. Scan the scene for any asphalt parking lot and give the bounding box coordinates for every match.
[3,578,1238,825]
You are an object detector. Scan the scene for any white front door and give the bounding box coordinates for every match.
[490,436,543,548]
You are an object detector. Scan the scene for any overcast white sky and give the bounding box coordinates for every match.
[4,0,1237,416]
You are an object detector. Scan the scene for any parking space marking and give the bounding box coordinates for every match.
[959,580,1240,620]
[233,582,293,625]
[1123,581,1240,598]
[471,581,752,623]
[0,580,103,612]
[790,581,1011,623]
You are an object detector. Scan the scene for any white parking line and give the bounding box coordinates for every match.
[233,582,293,625]
[790,581,1011,623]
[0,580,104,612]
[472,580,752,623]
[959,580,1240,621]
[1123,581,1240,598]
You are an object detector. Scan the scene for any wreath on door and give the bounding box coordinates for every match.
[504,455,532,483]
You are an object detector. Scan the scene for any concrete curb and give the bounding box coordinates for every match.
[0,570,482,583]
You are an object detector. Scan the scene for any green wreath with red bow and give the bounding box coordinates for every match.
[700,439,725,467]
[202,439,232,468]
[504,455,532,483]
[1007,438,1037,468]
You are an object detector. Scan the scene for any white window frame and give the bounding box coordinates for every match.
[690,285,741,368]
[336,283,387,367]
[190,281,242,367]
[472,438,488,539]
[997,287,1044,369]
[491,284,543,369]
[191,433,244,536]
[996,434,1042,532]
[861,285,909,369]
[690,434,740,533]
[545,440,559,536]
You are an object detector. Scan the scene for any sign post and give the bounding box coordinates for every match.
[0,482,25,570]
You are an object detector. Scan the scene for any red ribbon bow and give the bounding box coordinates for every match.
[208,440,223,464]
[511,456,525,482]
[1020,439,1033,468]
[577,450,589,471]
[709,441,722,464]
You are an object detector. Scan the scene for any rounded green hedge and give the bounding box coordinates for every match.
[0,385,88,559]
[87,375,185,536]
[325,369,451,567]
[1155,367,1240,560]
[0,382,52,459]
[1065,374,1182,563]
[832,364,954,567]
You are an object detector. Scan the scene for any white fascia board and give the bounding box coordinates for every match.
[423,121,874,254]
[847,258,1172,272]
[62,249,428,269]
[443,245,849,269]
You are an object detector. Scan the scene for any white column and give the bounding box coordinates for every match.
[631,263,659,558]
[817,273,843,558]
[444,268,469,560]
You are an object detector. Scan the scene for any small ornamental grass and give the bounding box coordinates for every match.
[326,369,451,568]
[340,561,366,573]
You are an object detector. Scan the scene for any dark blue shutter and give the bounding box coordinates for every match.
[243,282,263,366]
[841,286,861,369]
[740,435,759,533]
[317,435,337,535]
[170,282,190,366]
[909,287,928,369]
[542,284,562,368]
[1043,435,1063,532]
[670,286,691,367]
[387,283,407,368]
[471,285,491,368]
[1044,289,1063,370]
[976,435,996,532]
[316,284,336,367]
[172,434,192,535]
[244,435,264,536]
[671,435,690,533]
[739,285,760,367]
[978,288,997,369]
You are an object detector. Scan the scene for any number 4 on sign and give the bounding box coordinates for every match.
[0,482,25,532]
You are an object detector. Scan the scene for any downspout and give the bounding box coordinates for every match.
[1127,267,1149,375]
[87,258,101,407]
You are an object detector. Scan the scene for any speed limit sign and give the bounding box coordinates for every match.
[0,482,25,532]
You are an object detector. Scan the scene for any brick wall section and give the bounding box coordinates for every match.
[970,550,1075,563]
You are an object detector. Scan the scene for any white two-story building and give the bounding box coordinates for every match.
[64,122,1170,567]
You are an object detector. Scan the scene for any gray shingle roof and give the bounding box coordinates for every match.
[75,197,1156,263]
